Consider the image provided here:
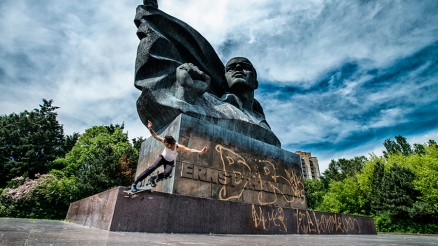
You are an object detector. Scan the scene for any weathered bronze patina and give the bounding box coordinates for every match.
[133,0,280,147]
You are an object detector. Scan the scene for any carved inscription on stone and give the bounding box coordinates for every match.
[179,144,306,206]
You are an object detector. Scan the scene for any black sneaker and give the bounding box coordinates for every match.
[149,176,157,187]
[131,182,139,192]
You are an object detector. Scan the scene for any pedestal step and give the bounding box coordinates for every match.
[66,187,376,234]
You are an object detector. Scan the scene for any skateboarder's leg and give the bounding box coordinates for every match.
[131,155,165,191]
[150,162,174,187]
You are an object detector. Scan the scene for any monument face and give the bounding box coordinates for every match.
[133,0,280,147]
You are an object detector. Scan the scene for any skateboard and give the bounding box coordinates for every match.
[123,185,154,198]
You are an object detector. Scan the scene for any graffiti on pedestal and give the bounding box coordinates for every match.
[180,144,306,206]
[251,204,288,232]
[295,209,361,234]
[250,205,362,234]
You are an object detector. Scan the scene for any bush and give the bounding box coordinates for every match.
[0,173,78,220]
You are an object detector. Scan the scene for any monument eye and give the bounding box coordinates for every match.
[134,19,141,28]
[136,31,147,40]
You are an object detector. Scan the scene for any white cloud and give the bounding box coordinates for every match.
[159,0,438,85]
[369,108,406,128]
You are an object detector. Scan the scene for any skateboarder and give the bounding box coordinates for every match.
[130,120,207,192]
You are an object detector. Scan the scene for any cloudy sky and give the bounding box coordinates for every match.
[1,0,437,172]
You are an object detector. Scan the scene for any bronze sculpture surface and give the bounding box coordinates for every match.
[134,0,280,147]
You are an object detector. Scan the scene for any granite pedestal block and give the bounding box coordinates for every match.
[136,114,306,209]
[66,114,377,234]
[66,187,377,234]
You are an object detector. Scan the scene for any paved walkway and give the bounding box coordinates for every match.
[1,218,437,246]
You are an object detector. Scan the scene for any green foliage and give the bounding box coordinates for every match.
[319,135,438,233]
[0,123,139,220]
[54,125,138,198]
[368,162,385,213]
[75,145,118,197]
[322,156,367,182]
[306,155,367,213]
[404,143,438,213]
[316,176,368,215]
[0,174,78,219]
[132,136,145,152]
[364,141,438,217]
[383,135,413,158]
[303,178,328,210]
[356,154,382,195]
[0,101,140,220]
[0,99,78,187]
[374,211,438,234]
[368,162,419,218]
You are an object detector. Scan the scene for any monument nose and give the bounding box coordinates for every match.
[136,23,149,41]
[137,31,147,40]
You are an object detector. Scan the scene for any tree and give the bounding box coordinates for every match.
[322,156,367,182]
[0,173,78,219]
[75,145,118,197]
[312,156,367,213]
[316,176,367,215]
[54,125,138,198]
[0,99,78,187]
[132,136,146,152]
[359,139,438,233]
[403,142,438,215]
[1,124,140,219]
[320,136,438,233]
[368,162,385,214]
[304,178,328,210]
[369,163,419,217]
[383,135,413,158]
[366,161,438,233]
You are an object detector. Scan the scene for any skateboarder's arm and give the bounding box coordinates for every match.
[177,145,208,154]
[147,120,164,143]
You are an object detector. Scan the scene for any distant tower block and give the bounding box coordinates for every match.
[295,151,321,180]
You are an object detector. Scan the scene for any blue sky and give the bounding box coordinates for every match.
[1,0,437,172]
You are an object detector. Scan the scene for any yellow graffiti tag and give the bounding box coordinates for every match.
[251,205,287,232]
[216,144,306,206]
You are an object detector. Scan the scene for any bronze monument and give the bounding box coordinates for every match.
[133,0,280,147]
[65,0,377,235]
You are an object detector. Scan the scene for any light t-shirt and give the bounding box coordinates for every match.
[162,143,178,162]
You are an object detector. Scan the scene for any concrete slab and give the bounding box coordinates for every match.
[1,218,437,246]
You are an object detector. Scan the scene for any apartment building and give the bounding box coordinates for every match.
[295,151,320,180]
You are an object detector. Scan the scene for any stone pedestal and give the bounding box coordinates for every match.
[136,114,306,209]
[66,114,377,234]
[66,187,377,234]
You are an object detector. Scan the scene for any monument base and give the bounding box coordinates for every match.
[66,186,377,234]
[135,114,308,209]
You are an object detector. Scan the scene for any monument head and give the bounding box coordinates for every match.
[224,57,258,92]
[143,0,158,8]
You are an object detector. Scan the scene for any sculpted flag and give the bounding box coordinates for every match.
[134,0,280,147]
[134,2,225,95]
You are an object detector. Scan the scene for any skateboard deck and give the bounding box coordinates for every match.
[123,185,154,198]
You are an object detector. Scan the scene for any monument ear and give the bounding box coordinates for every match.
[252,67,258,89]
